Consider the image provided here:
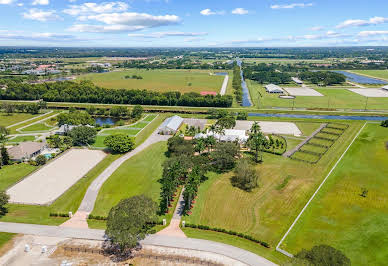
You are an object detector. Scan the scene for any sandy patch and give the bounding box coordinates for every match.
[348,88,388,97]
[284,87,323,96]
[234,121,302,136]
[7,149,106,205]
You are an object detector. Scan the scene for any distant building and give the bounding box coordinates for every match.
[159,115,184,135]
[291,77,303,84]
[265,84,284,93]
[7,141,47,162]
[194,129,248,143]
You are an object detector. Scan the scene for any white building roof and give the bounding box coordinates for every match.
[382,85,388,91]
[265,84,284,93]
[292,77,303,84]
[160,115,184,131]
[194,129,248,143]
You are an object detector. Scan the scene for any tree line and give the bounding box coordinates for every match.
[0,80,233,107]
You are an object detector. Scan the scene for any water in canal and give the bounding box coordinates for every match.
[236,59,252,107]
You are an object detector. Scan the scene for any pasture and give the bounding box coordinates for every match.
[0,112,39,128]
[351,70,388,81]
[77,69,224,94]
[184,121,362,250]
[282,123,388,265]
[247,80,388,110]
[91,141,167,217]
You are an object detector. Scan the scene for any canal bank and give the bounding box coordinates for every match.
[236,59,253,107]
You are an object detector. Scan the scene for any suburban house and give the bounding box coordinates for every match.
[194,129,249,143]
[159,115,184,135]
[7,141,47,162]
[55,124,78,135]
[265,84,284,93]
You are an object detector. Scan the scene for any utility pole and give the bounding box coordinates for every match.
[364,97,369,111]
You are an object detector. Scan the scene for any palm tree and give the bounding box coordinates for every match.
[248,122,265,163]
[194,138,206,154]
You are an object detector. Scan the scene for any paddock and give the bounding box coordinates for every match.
[348,88,388,98]
[7,149,106,205]
[284,87,323,97]
[234,121,302,136]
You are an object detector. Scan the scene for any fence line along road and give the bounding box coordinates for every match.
[276,122,368,256]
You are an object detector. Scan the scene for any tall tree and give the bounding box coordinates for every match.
[248,122,265,163]
[1,146,10,166]
[106,195,157,251]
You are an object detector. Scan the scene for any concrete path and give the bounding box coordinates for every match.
[78,129,171,214]
[60,211,89,229]
[347,81,366,88]
[283,123,327,158]
[5,110,53,129]
[157,188,186,238]
[0,222,276,266]
[220,75,229,95]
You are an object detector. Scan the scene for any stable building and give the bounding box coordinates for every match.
[265,84,284,93]
[194,129,249,143]
[292,77,303,84]
[159,115,184,135]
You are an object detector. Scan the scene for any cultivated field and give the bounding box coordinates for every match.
[247,80,388,110]
[77,69,224,93]
[7,149,106,205]
[184,121,363,253]
[282,123,388,265]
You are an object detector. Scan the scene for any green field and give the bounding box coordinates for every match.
[351,70,388,81]
[184,121,363,262]
[0,233,15,251]
[7,135,36,143]
[77,69,224,93]
[0,164,37,191]
[0,112,39,128]
[91,141,167,217]
[19,122,54,132]
[247,80,388,110]
[282,123,388,265]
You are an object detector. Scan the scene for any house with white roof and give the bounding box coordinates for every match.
[159,115,184,135]
[292,77,303,84]
[194,129,248,143]
[265,84,284,93]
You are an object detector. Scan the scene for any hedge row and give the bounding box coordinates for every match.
[184,223,270,248]
[87,215,164,226]
[49,212,69,217]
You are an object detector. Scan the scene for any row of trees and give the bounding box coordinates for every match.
[118,59,233,70]
[1,101,46,115]
[243,64,292,84]
[232,62,243,102]
[298,71,346,86]
[0,80,233,107]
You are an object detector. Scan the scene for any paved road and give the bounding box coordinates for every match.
[78,129,170,213]
[0,222,275,266]
[220,75,229,95]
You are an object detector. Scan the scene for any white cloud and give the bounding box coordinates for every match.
[336,16,388,28]
[184,37,204,42]
[32,0,49,5]
[0,31,81,42]
[84,12,179,26]
[310,26,324,31]
[200,9,224,16]
[64,2,129,16]
[128,31,207,38]
[231,8,248,15]
[68,24,146,33]
[0,0,14,4]
[358,31,388,37]
[23,8,61,21]
[271,3,313,9]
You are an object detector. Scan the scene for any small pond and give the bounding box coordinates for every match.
[333,71,387,85]
[94,117,120,126]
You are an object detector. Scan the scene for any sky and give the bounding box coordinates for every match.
[0,0,388,47]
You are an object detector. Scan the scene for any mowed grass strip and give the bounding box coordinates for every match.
[184,121,363,251]
[77,69,224,93]
[19,123,54,132]
[7,135,36,143]
[351,70,388,81]
[282,123,388,266]
[0,164,37,191]
[0,112,39,128]
[91,142,167,217]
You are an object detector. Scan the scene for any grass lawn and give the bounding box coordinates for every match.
[100,128,141,136]
[281,123,388,266]
[351,70,388,81]
[182,228,288,264]
[143,114,157,122]
[19,123,54,132]
[247,80,388,110]
[7,135,36,143]
[0,113,38,128]
[0,233,16,253]
[77,69,224,94]
[184,121,363,262]
[7,110,60,134]
[91,141,167,217]
[0,164,37,191]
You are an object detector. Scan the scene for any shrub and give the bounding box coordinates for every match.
[35,155,47,165]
